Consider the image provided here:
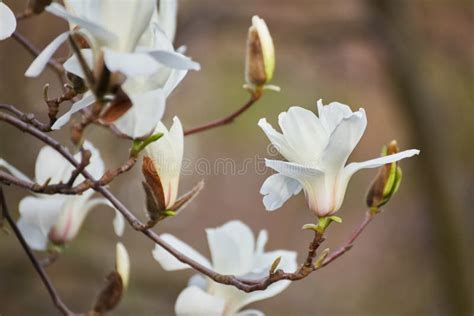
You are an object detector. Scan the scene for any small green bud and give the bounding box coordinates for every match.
[269,256,282,274]
[314,248,330,268]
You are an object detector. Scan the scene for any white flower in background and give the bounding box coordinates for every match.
[33,0,199,138]
[143,116,183,209]
[0,141,124,250]
[152,220,297,316]
[0,1,16,40]
[259,100,420,217]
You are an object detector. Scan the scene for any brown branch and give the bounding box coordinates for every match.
[184,90,262,136]
[0,186,76,316]
[0,109,379,293]
[0,103,50,131]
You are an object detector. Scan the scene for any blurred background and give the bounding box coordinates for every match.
[0,0,473,315]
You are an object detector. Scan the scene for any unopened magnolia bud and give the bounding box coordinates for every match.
[28,0,52,14]
[92,243,130,314]
[245,16,275,89]
[366,140,403,210]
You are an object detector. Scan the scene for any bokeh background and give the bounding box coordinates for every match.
[1,0,473,315]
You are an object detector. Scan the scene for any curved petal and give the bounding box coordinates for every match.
[316,99,354,134]
[81,140,105,179]
[278,106,328,164]
[113,88,166,139]
[257,118,301,163]
[17,217,49,251]
[206,220,255,275]
[260,174,302,211]
[46,3,118,46]
[113,210,125,237]
[158,0,177,41]
[51,92,96,130]
[336,149,420,210]
[163,69,187,97]
[148,50,200,70]
[63,49,94,79]
[0,2,16,40]
[0,159,32,182]
[152,234,211,271]
[19,195,65,237]
[236,310,265,316]
[255,230,268,255]
[103,50,160,77]
[25,32,69,77]
[116,242,130,288]
[35,146,73,184]
[175,286,226,316]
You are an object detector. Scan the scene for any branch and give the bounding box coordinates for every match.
[184,90,262,136]
[0,186,76,316]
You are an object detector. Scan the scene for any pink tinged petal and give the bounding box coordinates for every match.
[175,286,226,316]
[336,149,420,211]
[103,50,161,77]
[113,89,166,139]
[206,220,255,275]
[0,2,16,40]
[152,234,211,271]
[148,50,201,70]
[19,195,65,240]
[17,218,49,251]
[257,118,301,163]
[35,146,74,184]
[51,92,96,130]
[260,174,302,211]
[46,3,118,46]
[63,49,94,79]
[0,159,31,182]
[24,32,69,77]
[278,106,329,164]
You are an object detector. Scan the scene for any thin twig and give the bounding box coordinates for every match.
[184,91,262,136]
[0,186,76,316]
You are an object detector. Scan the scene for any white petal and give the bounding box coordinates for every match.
[236,310,265,316]
[17,218,48,251]
[264,159,322,179]
[278,106,328,164]
[148,50,200,70]
[46,3,118,46]
[51,92,96,130]
[316,99,354,134]
[152,234,211,271]
[35,146,73,184]
[163,69,187,97]
[113,210,125,237]
[206,220,255,275]
[103,50,160,77]
[260,174,302,211]
[337,149,420,211]
[0,2,16,40]
[24,32,69,77]
[113,88,166,139]
[258,118,301,163]
[81,140,105,179]
[175,286,226,316]
[116,242,130,288]
[255,230,268,254]
[63,49,93,79]
[158,0,177,41]
[0,159,32,182]
[19,195,65,237]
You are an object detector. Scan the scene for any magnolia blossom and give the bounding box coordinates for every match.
[152,220,297,316]
[0,1,16,40]
[25,0,199,138]
[259,100,420,217]
[144,116,183,209]
[0,141,124,250]
[116,242,130,289]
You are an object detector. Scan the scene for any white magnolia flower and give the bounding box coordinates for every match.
[144,116,183,209]
[152,220,297,316]
[259,100,420,217]
[0,1,16,40]
[116,242,130,289]
[38,0,198,138]
[0,141,124,250]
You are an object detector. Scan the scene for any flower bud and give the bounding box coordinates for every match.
[366,140,403,210]
[245,16,275,89]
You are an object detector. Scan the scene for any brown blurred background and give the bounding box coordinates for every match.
[1,0,473,315]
